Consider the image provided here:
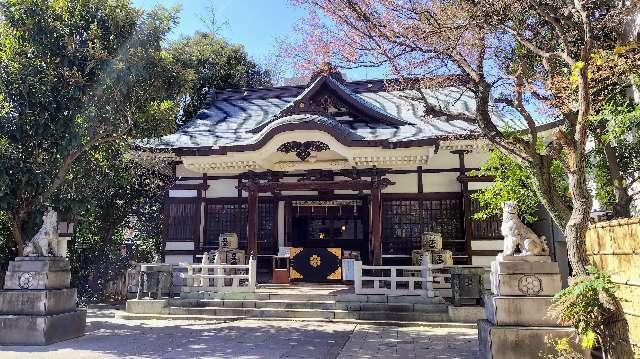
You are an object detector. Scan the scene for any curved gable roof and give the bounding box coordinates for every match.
[136,75,556,153]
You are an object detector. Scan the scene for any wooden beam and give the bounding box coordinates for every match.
[238,178,394,193]
[369,183,383,265]
[247,190,259,257]
[457,175,495,183]
[417,166,423,193]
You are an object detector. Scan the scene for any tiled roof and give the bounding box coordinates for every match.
[138,76,550,151]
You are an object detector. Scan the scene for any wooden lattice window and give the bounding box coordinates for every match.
[204,200,276,254]
[165,201,198,242]
[470,198,502,240]
[382,200,421,254]
[382,197,464,257]
[205,203,248,250]
[258,202,277,254]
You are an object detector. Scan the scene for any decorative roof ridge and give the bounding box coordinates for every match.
[207,75,468,101]
[246,74,414,134]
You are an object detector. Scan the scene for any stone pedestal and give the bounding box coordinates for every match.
[478,255,589,358]
[0,257,86,345]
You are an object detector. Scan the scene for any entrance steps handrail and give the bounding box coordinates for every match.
[177,258,257,294]
[354,261,438,297]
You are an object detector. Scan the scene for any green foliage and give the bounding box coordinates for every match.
[470,149,568,223]
[0,212,16,284]
[541,337,585,359]
[588,98,640,211]
[0,0,182,237]
[549,266,620,350]
[167,31,272,124]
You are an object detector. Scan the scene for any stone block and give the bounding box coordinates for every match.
[498,255,551,263]
[4,270,71,290]
[491,260,559,275]
[491,273,562,296]
[0,288,77,315]
[125,299,168,314]
[8,257,70,272]
[0,310,86,345]
[477,319,590,359]
[448,305,485,323]
[484,295,561,326]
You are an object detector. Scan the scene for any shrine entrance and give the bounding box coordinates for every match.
[287,199,367,282]
[290,200,367,255]
[238,176,394,269]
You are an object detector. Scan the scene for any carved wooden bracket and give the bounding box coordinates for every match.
[277,141,330,161]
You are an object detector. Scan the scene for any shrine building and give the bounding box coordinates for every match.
[137,70,557,282]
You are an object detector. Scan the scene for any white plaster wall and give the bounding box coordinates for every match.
[164,255,193,265]
[424,149,490,170]
[206,179,239,198]
[383,173,419,193]
[424,151,459,169]
[469,181,493,191]
[471,240,503,251]
[165,242,195,251]
[168,190,198,197]
[422,172,460,192]
[174,179,203,185]
[464,151,490,169]
[175,164,201,178]
[277,201,285,248]
[471,256,494,267]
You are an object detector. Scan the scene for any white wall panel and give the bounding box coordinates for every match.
[471,240,503,251]
[278,201,285,248]
[168,190,198,197]
[422,172,460,192]
[164,255,193,265]
[165,242,195,251]
[383,173,419,193]
[174,179,204,185]
[206,179,239,198]
[175,164,201,178]
[471,256,495,267]
[469,181,493,191]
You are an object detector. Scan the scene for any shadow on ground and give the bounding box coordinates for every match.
[0,309,478,359]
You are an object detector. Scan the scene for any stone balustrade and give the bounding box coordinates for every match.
[178,258,257,294]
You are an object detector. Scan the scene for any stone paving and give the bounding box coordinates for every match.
[0,309,478,359]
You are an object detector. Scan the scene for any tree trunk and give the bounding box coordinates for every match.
[599,292,635,359]
[9,215,24,257]
[564,167,592,277]
[529,154,571,228]
[601,141,632,218]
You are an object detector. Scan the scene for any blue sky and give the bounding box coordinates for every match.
[132,0,385,82]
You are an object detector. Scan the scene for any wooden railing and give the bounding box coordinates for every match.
[354,261,436,297]
[178,258,257,294]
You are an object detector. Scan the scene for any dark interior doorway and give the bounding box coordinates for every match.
[289,200,368,260]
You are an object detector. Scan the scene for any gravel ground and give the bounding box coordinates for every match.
[0,309,478,359]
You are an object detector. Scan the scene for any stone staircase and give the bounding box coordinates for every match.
[117,284,483,326]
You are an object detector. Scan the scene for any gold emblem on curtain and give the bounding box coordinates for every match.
[309,255,321,267]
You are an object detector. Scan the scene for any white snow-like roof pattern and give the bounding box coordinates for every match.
[139,77,538,150]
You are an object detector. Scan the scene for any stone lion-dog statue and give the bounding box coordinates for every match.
[501,201,550,256]
[23,208,59,257]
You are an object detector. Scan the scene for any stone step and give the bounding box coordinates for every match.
[166,306,450,322]
[168,299,449,313]
[168,307,339,319]
[115,310,476,329]
[121,307,451,323]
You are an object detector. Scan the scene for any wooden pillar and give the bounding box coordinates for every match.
[369,182,383,266]
[452,150,472,264]
[247,189,259,257]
